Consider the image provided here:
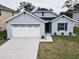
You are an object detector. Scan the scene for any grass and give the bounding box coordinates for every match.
[0,28,79,59]
[0,31,7,45]
[0,31,7,39]
[53,27,79,43]
[37,27,79,59]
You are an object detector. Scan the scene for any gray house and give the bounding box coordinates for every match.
[5,9,75,41]
[73,11,79,27]
[0,4,15,31]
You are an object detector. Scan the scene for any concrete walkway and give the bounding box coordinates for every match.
[0,37,40,59]
[40,34,53,42]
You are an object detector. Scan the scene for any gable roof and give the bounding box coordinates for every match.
[5,11,47,23]
[51,15,76,22]
[0,4,15,12]
[32,9,59,17]
[40,17,57,21]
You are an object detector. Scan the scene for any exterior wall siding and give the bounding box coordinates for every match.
[6,13,45,39]
[0,10,13,31]
[51,17,75,35]
[33,12,57,17]
[73,13,79,27]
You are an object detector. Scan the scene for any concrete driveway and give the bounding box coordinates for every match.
[0,37,40,59]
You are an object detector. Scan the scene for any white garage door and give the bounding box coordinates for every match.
[11,24,40,37]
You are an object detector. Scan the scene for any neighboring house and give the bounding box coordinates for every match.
[0,4,15,31]
[73,11,79,27]
[5,9,75,40]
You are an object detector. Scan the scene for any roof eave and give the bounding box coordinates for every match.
[5,11,47,23]
[51,15,76,22]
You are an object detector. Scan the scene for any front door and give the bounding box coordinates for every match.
[45,23,51,33]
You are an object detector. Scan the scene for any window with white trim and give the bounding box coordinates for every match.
[58,23,68,31]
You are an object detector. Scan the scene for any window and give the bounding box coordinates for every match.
[19,24,26,27]
[58,23,68,31]
[42,12,44,16]
[0,9,1,15]
[11,24,19,27]
[34,24,39,27]
[27,24,33,27]
[11,24,40,27]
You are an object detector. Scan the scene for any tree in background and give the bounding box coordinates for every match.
[16,2,35,13]
[63,0,79,11]
[49,8,53,11]
[37,7,53,11]
[73,3,79,11]
[60,9,73,18]
[60,0,79,18]
[62,0,73,10]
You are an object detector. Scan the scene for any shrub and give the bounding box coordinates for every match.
[69,32,72,36]
[61,32,64,36]
[41,36,44,39]
[54,32,57,35]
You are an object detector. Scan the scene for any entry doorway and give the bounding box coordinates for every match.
[45,22,51,33]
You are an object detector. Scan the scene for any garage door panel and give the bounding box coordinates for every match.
[11,24,40,37]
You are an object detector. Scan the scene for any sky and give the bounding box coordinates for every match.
[0,0,68,14]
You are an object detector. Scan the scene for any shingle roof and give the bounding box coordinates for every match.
[0,4,15,12]
[5,11,47,23]
[41,17,57,21]
[51,15,76,22]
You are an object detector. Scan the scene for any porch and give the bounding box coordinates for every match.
[45,22,52,34]
[40,22,53,42]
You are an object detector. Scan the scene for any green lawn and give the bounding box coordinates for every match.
[0,31,7,39]
[0,28,79,59]
[0,31,7,45]
[38,27,79,59]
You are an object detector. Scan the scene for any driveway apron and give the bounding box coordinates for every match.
[0,37,40,59]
